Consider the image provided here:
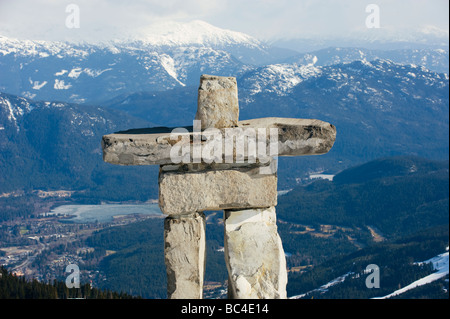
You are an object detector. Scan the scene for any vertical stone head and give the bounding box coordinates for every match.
[195,74,239,129]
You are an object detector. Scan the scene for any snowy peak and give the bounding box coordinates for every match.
[0,21,276,104]
[1,22,449,105]
[132,20,262,48]
[286,47,449,74]
[239,63,322,96]
[0,34,92,58]
[0,20,263,51]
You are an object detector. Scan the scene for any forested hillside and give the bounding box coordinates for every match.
[288,225,448,299]
[0,266,135,299]
[277,156,449,238]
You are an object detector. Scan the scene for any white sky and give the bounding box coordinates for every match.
[0,0,448,42]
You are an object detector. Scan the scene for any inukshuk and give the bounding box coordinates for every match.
[101,75,336,299]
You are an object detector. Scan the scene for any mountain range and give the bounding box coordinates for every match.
[0,91,158,205]
[104,58,449,187]
[0,20,293,104]
[0,20,448,105]
[0,19,448,300]
[0,20,448,198]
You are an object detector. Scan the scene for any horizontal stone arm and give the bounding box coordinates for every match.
[239,117,336,157]
[101,117,336,166]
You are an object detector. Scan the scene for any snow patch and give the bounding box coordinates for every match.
[159,54,185,86]
[277,189,292,196]
[32,80,47,90]
[54,79,72,90]
[51,102,66,108]
[373,250,449,299]
[309,174,335,181]
[245,63,321,96]
[0,97,19,132]
[68,67,83,79]
[22,92,36,99]
[55,70,68,76]
[290,272,354,299]
[84,68,112,77]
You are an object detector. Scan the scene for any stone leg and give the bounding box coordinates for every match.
[224,207,287,299]
[164,212,206,299]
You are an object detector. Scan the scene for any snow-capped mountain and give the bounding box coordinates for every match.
[285,47,449,74]
[131,20,262,48]
[99,57,448,183]
[0,25,271,104]
[240,58,448,153]
[0,20,264,55]
[1,20,448,105]
[0,20,295,104]
[0,91,154,194]
[239,59,449,175]
[0,92,152,148]
[238,63,321,96]
[0,33,250,104]
[236,58,448,109]
[272,25,449,53]
[1,55,447,193]
[128,20,292,65]
[0,20,448,189]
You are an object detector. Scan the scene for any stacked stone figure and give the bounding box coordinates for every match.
[102,75,336,299]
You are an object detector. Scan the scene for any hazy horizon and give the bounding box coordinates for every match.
[0,0,448,46]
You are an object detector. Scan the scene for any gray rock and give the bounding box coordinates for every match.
[159,166,277,216]
[102,117,336,166]
[224,207,287,299]
[195,74,239,129]
[238,117,336,157]
[164,212,206,299]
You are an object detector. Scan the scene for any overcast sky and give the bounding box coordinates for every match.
[0,0,448,42]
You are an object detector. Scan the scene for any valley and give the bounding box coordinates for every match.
[0,199,161,286]
[0,156,447,299]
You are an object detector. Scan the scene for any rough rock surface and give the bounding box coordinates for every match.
[164,212,206,299]
[224,207,287,299]
[102,117,336,166]
[195,74,239,129]
[159,166,277,215]
[239,117,336,157]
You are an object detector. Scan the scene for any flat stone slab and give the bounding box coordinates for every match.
[159,166,277,216]
[102,117,336,166]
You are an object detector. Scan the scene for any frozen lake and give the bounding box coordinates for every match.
[47,203,163,223]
